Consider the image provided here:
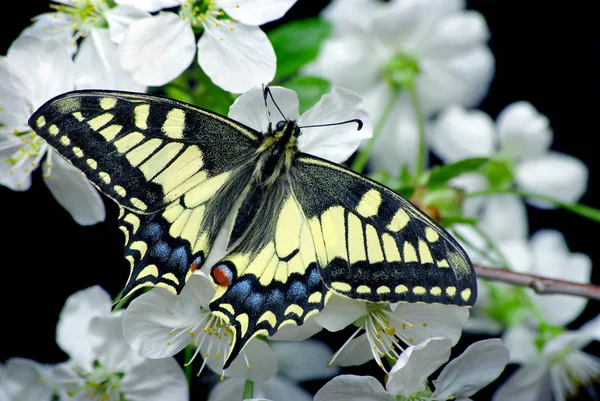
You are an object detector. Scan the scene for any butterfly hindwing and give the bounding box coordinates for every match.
[29,90,260,214]
[292,153,477,306]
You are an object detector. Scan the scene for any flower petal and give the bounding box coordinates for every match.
[492,362,552,401]
[219,0,298,25]
[313,293,367,332]
[331,334,377,367]
[123,286,202,358]
[122,357,189,401]
[43,150,106,226]
[477,194,529,242]
[106,4,152,43]
[496,101,552,159]
[228,86,299,133]
[114,0,181,12]
[209,377,313,401]
[0,358,54,401]
[271,339,339,382]
[75,29,146,92]
[198,22,275,94]
[389,303,469,346]
[119,12,196,86]
[432,338,509,399]
[314,374,392,401]
[501,325,538,364]
[268,316,322,341]
[515,151,588,208]
[55,286,113,369]
[0,139,35,191]
[90,313,146,372]
[298,87,372,163]
[429,105,496,163]
[386,338,452,397]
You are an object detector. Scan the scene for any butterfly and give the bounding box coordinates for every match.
[28,87,476,368]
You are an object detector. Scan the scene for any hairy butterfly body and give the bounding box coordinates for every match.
[29,89,476,367]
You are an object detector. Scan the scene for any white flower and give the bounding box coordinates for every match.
[53,285,188,401]
[208,340,339,401]
[304,0,494,172]
[228,86,372,163]
[118,0,298,93]
[430,102,589,208]
[123,273,279,382]
[313,292,469,371]
[0,36,105,225]
[494,316,600,401]
[314,337,509,401]
[0,358,54,401]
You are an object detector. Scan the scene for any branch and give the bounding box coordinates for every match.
[474,265,600,300]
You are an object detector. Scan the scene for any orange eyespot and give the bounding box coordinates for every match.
[211,264,232,287]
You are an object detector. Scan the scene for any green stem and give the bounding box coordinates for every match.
[406,83,426,178]
[468,188,600,223]
[184,345,193,385]
[243,379,254,399]
[351,87,400,173]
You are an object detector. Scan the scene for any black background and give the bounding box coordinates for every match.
[1,1,599,400]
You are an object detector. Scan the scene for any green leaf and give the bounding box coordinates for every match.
[426,157,490,188]
[269,17,331,80]
[285,76,331,113]
[480,157,514,189]
[438,215,478,227]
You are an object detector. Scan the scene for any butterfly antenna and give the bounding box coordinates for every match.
[263,86,287,122]
[299,119,364,131]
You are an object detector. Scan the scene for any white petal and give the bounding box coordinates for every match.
[477,194,529,242]
[106,5,152,43]
[206,339,278,382]
[418,46,495,114]
[75,30,146,92]
[123,286,202,358]
[122,357,189,401]
[18,13,77,56]
[313,293,367,332]
[209,377,312,401]
[198,22,275,93]
[119,12,196,86]
[498,239,533,273]
[332,334,377,367]
[314,375,392,401]
[182,272,217,308]
[496,101,552,159]
[492,362,552,401]
[429,105,496,163]
[90,313,146,372]
[271,339,339,382]
[298,87,372,163]
[219,0,298,25]
[501,325,538,364]
[515,152,589,208]
[432,338,509,399]
[390,303,469,346]
[528,230,591,326]
[268,316,322,341]
[0,358,54,401]
[228,86,299,133]
[56,286,112,369]
[419,11,490,59]
[43,150,106,226]
[386,338,452,397]
[115,0,181,12]
[302,35,383,96]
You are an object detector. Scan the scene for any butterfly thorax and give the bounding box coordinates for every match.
[252,120,300,187]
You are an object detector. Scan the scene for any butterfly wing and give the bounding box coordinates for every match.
[292,153,477,305]
[29,90,261,296]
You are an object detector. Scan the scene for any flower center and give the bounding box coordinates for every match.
[382,52,420,89]
[65,361,124,401]
[49,0,110,38]
[180,0,225,29]
[2,129,50,186]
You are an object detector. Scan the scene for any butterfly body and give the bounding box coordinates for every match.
[29,89,477,368]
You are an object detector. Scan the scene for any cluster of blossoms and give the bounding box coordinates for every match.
[2,1,598,401]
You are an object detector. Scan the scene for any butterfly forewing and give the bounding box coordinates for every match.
[29,90,260,214]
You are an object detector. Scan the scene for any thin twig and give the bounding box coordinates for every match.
[474,265,600,300]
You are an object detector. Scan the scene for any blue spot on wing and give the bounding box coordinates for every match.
[266,289,284,309]
[229,280,252,303]
[152,241,171,262]
[244,293,265,310]
[143,222,162,241]
[168,246,188,271]
[308,268,321,289]
[287,281,307,302]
